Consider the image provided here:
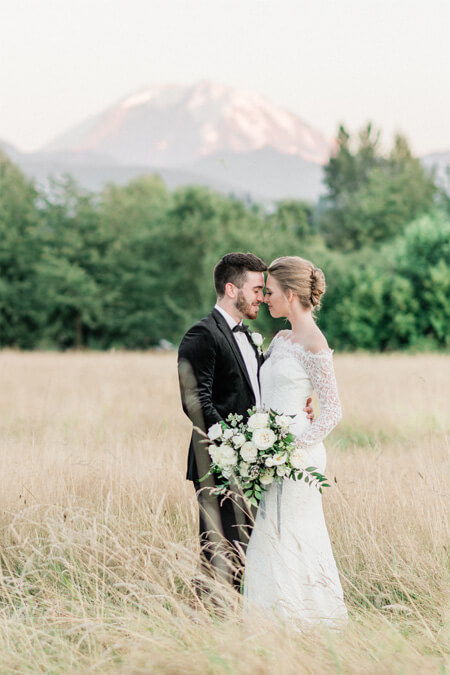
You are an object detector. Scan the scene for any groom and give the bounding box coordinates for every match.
[178,252,313,587]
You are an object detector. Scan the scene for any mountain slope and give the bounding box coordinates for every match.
[188,147,325,201]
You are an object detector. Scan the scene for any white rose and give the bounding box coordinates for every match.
[240,441,258,463]
[252,427,276,451]
[290,447,309,470]
[212,445,223,465]
[265,456,274,467]
[272,452,287,466]
[247,413,270,430]
[223,428,234,440]
[260,469,274,485]
[216,443,238,468]
[208,444,218,462]
[232,433,246,448]
[251,332,264,347]
[239,462,250,478]
[275,415,292,429]
[276,465,290,477]
[208,422,222,441]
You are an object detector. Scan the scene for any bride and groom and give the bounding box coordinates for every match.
[178,252,347,626]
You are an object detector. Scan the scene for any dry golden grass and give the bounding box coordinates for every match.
[0,350,448,673]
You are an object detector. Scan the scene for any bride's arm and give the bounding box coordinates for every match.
[295,350,342,448]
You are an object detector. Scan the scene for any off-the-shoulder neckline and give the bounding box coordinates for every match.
[272,331,334,357]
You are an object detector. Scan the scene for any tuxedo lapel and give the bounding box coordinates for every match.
[211,309,255,399]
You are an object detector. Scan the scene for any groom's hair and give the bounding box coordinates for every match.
[214,252,267,297]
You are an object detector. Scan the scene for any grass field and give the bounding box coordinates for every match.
[0,351,448,673]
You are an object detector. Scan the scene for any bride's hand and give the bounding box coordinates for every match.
[303,397,314,423]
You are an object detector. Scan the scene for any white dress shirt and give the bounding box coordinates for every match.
[214,304,261,409]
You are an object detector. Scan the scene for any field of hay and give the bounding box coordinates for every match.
[0,350,448,673]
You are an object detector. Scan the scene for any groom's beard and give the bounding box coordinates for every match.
[235,290,259,320]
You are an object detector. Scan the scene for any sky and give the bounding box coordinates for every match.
[1,0,449,156]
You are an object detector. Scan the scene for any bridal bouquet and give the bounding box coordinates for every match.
[204,407,329,505]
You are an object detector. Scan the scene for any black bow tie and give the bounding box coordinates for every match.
[232,324,249,334]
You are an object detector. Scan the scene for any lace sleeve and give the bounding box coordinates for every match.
[296,350,342,448]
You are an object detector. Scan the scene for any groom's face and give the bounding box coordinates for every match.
[234,271,265,320]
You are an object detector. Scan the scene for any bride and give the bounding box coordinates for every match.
[244,256,348,627]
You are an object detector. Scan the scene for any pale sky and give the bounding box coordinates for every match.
[1,0,449,155]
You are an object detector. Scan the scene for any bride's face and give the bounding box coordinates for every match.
[265,274,289,318]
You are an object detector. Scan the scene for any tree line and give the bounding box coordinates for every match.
[0,124,448,351]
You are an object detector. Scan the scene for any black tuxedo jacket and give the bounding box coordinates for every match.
[178,308,264,481]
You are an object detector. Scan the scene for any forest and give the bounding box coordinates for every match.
[1,124,448,350]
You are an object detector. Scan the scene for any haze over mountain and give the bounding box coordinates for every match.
[42,81,331,167]
[420,150,450,189]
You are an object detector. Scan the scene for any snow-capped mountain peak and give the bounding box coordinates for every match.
[43,81,331,166]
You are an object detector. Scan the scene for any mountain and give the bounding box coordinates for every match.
[0,81,332,201]
[3,82,448,202]
[42,81,331,167]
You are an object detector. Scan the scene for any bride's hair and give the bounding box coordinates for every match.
[268,256,326,309]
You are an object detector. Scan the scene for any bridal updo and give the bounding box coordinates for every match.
[268,256,326,309]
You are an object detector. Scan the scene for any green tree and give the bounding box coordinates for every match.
[319,211,449,351]
[36,176,107,348]
[265,200,313,239]
[95,174,173,348]
[323,123,381,201]
[0,151,41,347]
[320,127,436,250]
[392,212,450,348]
[99,174,171,237]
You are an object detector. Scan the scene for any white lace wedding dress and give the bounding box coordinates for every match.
[244,332,348,627]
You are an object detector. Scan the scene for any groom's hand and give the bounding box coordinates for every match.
[304,397,314,423]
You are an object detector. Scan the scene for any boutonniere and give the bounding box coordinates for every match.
[250,331,264,356]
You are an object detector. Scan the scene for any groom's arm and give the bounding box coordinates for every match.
[178,324,222,433]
